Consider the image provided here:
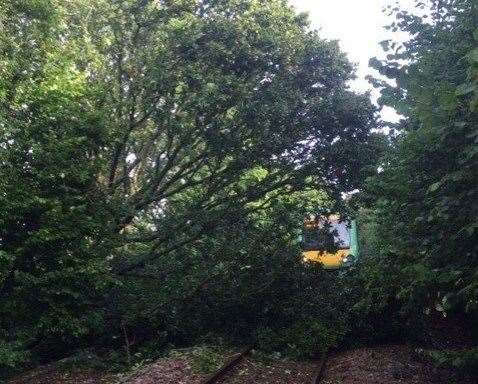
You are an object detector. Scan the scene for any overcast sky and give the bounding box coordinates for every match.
[288,0,416,121]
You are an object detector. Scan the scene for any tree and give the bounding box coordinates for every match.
[362,0,478,328]
[0,0,377,369]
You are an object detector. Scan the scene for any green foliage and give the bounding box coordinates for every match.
[0,0,115,364]
[344,209,430,339]
[360,0,478,328]
[111,186,351,359]
[0,340,30,377]
[55,350,109,372]
[421,347,478,376]
[1,0,378,373]
[338,5,478,381]
[188,346,224,374]
[256,317,346,359]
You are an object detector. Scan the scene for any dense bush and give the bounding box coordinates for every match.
[345,0,478,373]
[0,340,30,377]
[424,347,478,377]
[256,317,346,359]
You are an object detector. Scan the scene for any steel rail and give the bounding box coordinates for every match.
[199,346,253,384]
[309,349,329,384]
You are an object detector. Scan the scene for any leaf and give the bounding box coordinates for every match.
[456,82,475,96]
[428,182,441,193]
[470,48,478,63]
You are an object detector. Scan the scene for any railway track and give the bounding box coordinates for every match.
[309,349,328,384]
[199,346,253,384]
[199,346,328,384]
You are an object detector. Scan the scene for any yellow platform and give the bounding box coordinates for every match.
[303,249,349,269]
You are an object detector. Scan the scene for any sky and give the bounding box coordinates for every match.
[288,0,416,121]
